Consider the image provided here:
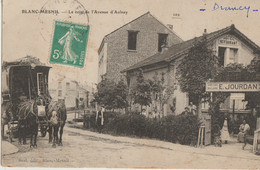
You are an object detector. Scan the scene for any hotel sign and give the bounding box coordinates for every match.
[206,82,260,92]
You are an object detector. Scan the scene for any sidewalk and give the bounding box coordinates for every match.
[66,124,260,161]
[1,141,19,156]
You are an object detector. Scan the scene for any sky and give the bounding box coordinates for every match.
[2,0,260,86]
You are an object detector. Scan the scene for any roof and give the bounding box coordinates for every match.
[2,56,49,69]
[122,24,260,72]
[98,11,182,54]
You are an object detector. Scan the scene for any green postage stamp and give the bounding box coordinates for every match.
[50,21,90,68]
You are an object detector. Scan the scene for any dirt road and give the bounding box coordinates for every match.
[2,115,260,168]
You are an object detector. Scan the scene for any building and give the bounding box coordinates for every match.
[49,76,93,110]
[123,24,260,116]
[98,12,183,83]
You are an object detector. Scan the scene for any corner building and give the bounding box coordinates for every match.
[123,25,260,116]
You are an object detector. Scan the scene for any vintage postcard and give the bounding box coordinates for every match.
[1,0,260,169]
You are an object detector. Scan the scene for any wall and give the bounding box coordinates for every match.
[101,13,183,82]
[49,78,78,108]
[215,34,255,66]
[98,42,108,82]
[167,59,188,115]
[64,82,78,108]
[127,59,188,116]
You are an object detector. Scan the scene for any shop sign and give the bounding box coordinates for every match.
[206,82,260,92]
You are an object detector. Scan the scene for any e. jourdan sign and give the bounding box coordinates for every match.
[206,82,260,92]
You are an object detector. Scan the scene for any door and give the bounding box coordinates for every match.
[201,113,211,145]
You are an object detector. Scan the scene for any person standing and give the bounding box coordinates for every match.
[221,117,231,144]
[237,120,250,143]
[189,102,197,115]
[96,107,104,133]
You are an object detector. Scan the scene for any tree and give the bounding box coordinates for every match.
[114,79,128,109]
[247,56,260,74]
[176,37,219,116]
[92,79,128,110]
[150,72,176,116]
[131,69,152,112]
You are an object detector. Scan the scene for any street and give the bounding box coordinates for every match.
[1,113,260,169]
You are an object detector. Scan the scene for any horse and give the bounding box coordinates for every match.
[17,100,38,147]
[46,100,67,147]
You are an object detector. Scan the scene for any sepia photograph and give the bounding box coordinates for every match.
[1,0,260,169]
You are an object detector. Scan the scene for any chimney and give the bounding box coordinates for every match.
[203,29,207,35]
[167,24,173,30]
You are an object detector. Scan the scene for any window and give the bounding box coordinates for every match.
[218,47,226,66]
[58,82,62,89]
[6,75,9,87]
[37,73,45,95]
[128,31,138,50]
[229,93,247,110]
[58,90,62,97]
[218,47,238,66]
[158,34,168,52]
[66,82,70,89]
[229,48,238,64]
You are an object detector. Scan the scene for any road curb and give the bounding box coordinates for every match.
[65,126,260,161]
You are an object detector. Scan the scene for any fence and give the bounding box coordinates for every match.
[68,109,95,122]
[253,128,260,154]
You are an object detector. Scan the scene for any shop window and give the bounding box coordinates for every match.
[158,33,168,52]
[128,31,138,50]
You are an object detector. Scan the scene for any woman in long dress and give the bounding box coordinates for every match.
[221,117,231,144]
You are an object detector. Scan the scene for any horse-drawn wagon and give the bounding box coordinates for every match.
[1,56,52,145]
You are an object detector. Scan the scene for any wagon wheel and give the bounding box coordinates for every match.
[1,118,6,139]
[7,122,13,142]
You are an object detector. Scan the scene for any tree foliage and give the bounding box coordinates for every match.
[208,59,260,140]
[92,79,128,110]
[131,69,152,109]
[176,37,219,106]
[247,56,260,74]
[114,79,129,109]
[150,72,175,115]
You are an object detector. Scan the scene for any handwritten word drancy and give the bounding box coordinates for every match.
[212,2,251,18]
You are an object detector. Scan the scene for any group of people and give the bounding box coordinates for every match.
[181,102,197,116]
[220,117,250,145]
